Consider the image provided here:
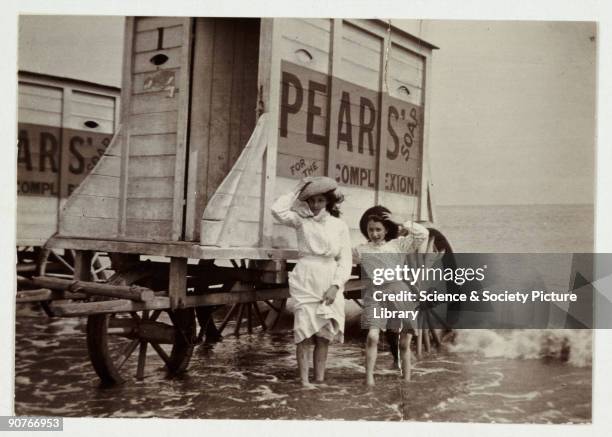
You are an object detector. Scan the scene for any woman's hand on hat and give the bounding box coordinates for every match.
[321,285,339,305]
[294,177,314,194]
[381,211,401,225]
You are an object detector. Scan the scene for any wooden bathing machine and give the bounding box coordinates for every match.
[25,17,446,384]
[51,17,437,252]
[16,72,119,278]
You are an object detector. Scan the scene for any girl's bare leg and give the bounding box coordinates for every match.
[313,336,330,382]
[297,339,313,387]
[399,332,413,382]
[365,328,380,386]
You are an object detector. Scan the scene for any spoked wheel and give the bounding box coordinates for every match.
[87,308,196,385]
[36,249,112,317]
[37,249,112,281]
[216,301,272,336]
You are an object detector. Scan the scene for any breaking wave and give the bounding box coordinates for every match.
[447,329,592,367]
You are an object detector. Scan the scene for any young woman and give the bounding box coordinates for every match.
[354,206,429,386]
[271,176,352,388]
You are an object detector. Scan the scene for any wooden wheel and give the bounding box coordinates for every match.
[35,249,112,316]
[216,301,272,336]
[86,308,196,385]
[37,249,112,281]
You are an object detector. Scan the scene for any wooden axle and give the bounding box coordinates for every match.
[32,276,155,302]
[16,288,87,303]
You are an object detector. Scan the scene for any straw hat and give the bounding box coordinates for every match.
[298,176,339,201]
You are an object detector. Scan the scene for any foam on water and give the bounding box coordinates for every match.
[448,329,592,366]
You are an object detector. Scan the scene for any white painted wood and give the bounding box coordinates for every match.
[134,25,184,52]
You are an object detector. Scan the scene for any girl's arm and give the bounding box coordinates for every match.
[398,221,430,253]
[331,223,354,289]
[270,184,306,228]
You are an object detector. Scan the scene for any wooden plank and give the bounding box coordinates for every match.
[281,19,331,52]
[70,90,116,106]
[134,25,184,52]
[118,17,135,236]
[326,20,343,178]
[339,58,380,91]
[50,296,171,317]
[17,108,62,127]
[125,219,173,240]
[204,29,235,200]
[171,17,193,241]
[130,133,177,155]
[129,111,178,135]
[390,43,425,69]
[66,115,114,134]
[18,92,63,113]
[184,18,215,241]
[228,23,246,166]
[343,21,382,52]
[130,92,179,115]
[341,37,382,70]
[279,38,330,74]
[227,221,261,247]
[135,17,184,32]
[258,19,282,246]
[74,251,94,281]
[133,46,183,74]
[128,155,176,178]
[169,257,187,309]
[57,85,72,227]
[127,176,174,198]
[59,215,118,237]
[300,18,332,33]
[418,54,432,221]
[46,235,300,260]
[375,28,389,204]
[19,82,63,99]
[71,101,116,121]
[126,198,174,220]
[184,288,290,307]
[78,174,120,197]
[131,69,181,95]
[64,194,119,219]
[92,155,121,177]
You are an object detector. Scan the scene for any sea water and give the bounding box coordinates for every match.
[13,204,594,422]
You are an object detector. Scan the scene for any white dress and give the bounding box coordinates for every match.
[271,189,352,344]
[354,222,429,331]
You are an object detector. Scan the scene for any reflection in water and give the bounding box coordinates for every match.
[14,309,591,423]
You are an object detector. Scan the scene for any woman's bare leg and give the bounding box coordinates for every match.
[313,336,330,382]
[365,328,380,386]
[297,338,313,387]
[399,332,413,382]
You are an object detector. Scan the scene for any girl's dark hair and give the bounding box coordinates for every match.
[323,190,344,217]
[359,205,399,241]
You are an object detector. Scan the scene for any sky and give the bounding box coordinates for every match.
[17,16,596,205]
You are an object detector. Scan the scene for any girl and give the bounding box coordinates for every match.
[354,205,429,386]
[271,176,352,388]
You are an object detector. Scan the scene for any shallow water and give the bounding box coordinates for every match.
[14,310,591,423]
[13,204,594,422]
